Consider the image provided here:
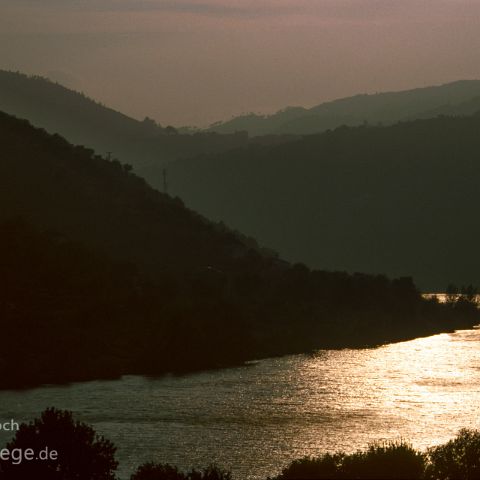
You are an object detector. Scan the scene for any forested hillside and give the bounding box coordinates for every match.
[0,70,250,171]
[0,70,299,186]
[169,114,480,290]
[1,111,478,389]
[207,80,480,135]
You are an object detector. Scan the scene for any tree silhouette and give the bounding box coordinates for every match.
[0,408,118,480]
[426,429,480,480]
[445,284,459,305]
[130,463,231,480]
[165,125,178,135]
[275,442,425,480]
[131,463,185,480]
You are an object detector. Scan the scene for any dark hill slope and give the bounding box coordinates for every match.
[0,70,250,171]
[411,95,480,120]
[169,114,480,291]
[1,111,478,389]
[0,70,299,190]
[208,80,480,135]
[0,111,263,276]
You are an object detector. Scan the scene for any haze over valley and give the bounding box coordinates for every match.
[2,2,480,478]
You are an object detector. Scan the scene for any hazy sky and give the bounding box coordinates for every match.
[1,0,480,126]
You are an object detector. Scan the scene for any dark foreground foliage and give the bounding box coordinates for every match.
[425,429,480,480]
[131,463,231,480]
[274,431,480,480]
[0,408,117,480]
[274,442,425,479]
[2,409,480,480]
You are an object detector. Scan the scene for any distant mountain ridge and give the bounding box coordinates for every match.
[3,69,480,290]
[0,70,301,189]
[170,112,480,291]
[0,70,251,172]
[207,80,480,135]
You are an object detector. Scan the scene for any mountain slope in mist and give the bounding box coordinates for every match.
[170,113,480,291]
[208,80,480,135]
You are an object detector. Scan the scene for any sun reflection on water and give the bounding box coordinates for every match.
[0,327,480,479]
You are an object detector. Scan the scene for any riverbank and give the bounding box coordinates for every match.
[2,298,478,392]
[1,406,479,480]
[1,326,480,479]
[2,114,480,393]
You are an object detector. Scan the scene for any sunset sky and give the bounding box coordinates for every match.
[2,0,480,126]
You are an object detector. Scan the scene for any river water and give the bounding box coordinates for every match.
[1,327,480,479]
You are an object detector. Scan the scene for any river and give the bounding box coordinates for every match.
[1,327,479,479]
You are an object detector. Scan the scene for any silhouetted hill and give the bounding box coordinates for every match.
[169,113,480,291]
[0,70,299,185]
[0,111,270,276]
[411,95,480,120]
[0,70,252,171]
[207,80,480,135]
[1,111,478,389]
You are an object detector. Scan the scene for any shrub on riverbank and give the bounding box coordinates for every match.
[274,430,480,480]
[425,429,480,480]
[273,441,425,479]
[0,408,117,480]
[2,409,480,480]
[131,463,231,480]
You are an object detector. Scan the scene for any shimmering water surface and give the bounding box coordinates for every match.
[1,328,480,479]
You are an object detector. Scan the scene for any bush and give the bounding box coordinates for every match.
[426,429,480,480]
[0,407,118,480]
[131,463,185,480]
[188,465,232,480]
[274,453,345,479]
[131,463,231,480]
[341,441,425,479]
[274,441,424,479]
